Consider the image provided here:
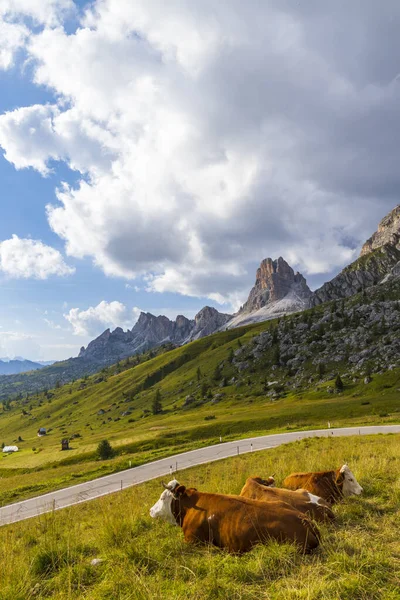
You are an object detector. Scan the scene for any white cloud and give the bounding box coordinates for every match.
[0,0,75,27]
[0,19,28,70]
[64,300,141,336]
[0,1,399,305]
[0,330,41,359]
[0,235,75,279]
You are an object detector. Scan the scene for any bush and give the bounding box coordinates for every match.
[97,439,114,460]
[335,374,344,392]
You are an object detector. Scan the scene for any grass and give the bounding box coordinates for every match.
[0,434,399,599]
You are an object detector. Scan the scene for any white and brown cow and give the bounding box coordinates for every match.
[282,465,363,504]
[150,480,320,554]
[240,476,335,522]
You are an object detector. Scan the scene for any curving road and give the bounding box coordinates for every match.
[1,424,399,527]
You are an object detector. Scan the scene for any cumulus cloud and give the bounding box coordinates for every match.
[0,235,75,279]
[0,1,399,304]
[0,0,75,27]
[64,300,141,336]
[0,19,28,69]
[0,330,41,359]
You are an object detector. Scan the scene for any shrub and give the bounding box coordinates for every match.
[97,439,114,460]
[335,374,344,391]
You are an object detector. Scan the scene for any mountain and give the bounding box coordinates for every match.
[79,307,231,364]
[312,205,400,305]
[0,358,45,375]
[226,257,312,328]
[187,306,231,341]
[361,205,400,256]
[1,204,399,398]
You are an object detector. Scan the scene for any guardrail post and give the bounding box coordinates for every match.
[251,443,253,452]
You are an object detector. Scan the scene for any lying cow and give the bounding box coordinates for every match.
[240,476,335,523]
[282,465,363,504]
[150,480,320,554]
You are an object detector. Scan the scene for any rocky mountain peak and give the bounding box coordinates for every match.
[241,256,312,313]
[188,306,232,341]
[361,205,400,256]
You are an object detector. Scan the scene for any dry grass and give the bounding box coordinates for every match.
[1,434,399,599]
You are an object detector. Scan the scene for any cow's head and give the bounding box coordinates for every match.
[149,479,181,525]
[338,465,363,496]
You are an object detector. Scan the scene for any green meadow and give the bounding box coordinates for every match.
[1,434,399,599]
[1,310,400,505]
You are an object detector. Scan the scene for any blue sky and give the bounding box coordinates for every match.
[0,1,398,360]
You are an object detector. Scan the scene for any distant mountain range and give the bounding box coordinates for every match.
[0,358,47,376]
[0,204,399,394]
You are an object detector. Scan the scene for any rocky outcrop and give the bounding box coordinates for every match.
[361,205,400,256]
[187,306,231,341]
[79,312,194,362]
[226,257,312,328]
[241,257,312,312]
[79,306,231,363]
[312,204,400,306]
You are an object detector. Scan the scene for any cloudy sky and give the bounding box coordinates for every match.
[0,0,398,360]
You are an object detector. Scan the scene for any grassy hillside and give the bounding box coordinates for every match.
[1,434,399,599]
[1,280,400,505]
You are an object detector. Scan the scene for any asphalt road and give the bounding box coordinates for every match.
[1,424,399,527]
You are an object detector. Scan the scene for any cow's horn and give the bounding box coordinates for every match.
[162,481,169,489]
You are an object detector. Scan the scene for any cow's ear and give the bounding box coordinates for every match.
[336,470,344,484]
[173,485,186,497]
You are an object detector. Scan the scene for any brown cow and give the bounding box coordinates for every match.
[150,480,320,554]
[282,464,363,504]
[240,476,335,523]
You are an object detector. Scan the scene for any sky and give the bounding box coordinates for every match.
[0,1,399,361]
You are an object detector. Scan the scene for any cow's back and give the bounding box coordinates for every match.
[240,479,334,522]
[180,492,320,553]
[282,471,342,504]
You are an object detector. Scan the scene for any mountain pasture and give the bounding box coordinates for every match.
[0,434,399,599]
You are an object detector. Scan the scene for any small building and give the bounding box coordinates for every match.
[37,427,47,437]
[61,439,70,451]
[2,446,19,453]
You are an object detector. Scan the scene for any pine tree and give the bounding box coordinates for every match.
[335,374,344,392]
[152,389,162,415]
[97,439,114,460]
[196,366,202,381]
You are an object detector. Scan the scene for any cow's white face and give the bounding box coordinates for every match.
[340,465,363,496]
[149,480,180,525]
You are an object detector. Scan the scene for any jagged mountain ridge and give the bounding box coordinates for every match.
[1,204,399,396]
[78,306,232,363]
[312,205,400,305]
[361,205,400,256]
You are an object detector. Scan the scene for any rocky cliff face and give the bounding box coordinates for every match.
[225,257,312,329]
[241,257,312,312]
[361,205,400,256]
[312,205,400,305]
[187,306,231,341]
[78,306,232,364]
